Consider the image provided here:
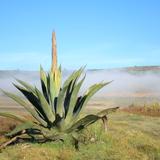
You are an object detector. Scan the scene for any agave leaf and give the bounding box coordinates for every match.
[56,74,77,118]
[65,76,85,123]
[56,85,68,117]
[57,65,62,89]
[40,65,47,87]
[35,88,55,123]
[64,79,76,116]
[63,67,84,88]
[0,112,26,123]
[84,81,112,100]
[2,90,47,127]
[16,79,37,96]
[63,69,84,116]
[53,65,62,94]
[13,84,48,122]
[1,89,28,107]
[48,71,57,107]
[40,65,49,103]
[71,132,79,150]
[73,81,112,118]
[55,77,81,128]
[5,121,41,137]
[71,132,79,140]
[54,80,75,129]
[66,114,99,133]
[97,107,119,117]
[42,132,66,141]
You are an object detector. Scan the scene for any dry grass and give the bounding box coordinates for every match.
[0,118,18,145]
[0,118,18,135]
[122,103,160,117]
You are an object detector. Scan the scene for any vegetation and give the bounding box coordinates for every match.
[0,111,160,160]
[122,103,160,117]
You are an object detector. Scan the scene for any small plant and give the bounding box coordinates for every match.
[0,32,118,149]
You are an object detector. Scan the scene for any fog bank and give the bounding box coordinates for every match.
[0,69,160,98]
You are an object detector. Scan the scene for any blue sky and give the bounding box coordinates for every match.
[0,0,160,70]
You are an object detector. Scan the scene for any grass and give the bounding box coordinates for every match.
[0,110,160,160]
[122,102,160,117]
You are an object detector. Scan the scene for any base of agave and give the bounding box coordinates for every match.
[0,107,119,151]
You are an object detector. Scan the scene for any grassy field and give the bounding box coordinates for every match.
[0,108,160,160]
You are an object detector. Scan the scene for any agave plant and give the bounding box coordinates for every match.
[0,32,118,149]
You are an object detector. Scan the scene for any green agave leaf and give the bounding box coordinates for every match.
[56,85,68,117]
[54,65,62,94]
[40,65,47,88]
[42,132,66,141]
[2,90,47,127]
[5,121,41,137]
[65,76,85,123]
[63,68,84,116]
[57,65,62,88]
[2,89,28,107]
[64,79,76,116]
[54,80,75,128]
[97,107,119,117]
[71,132,79,140]
[73,81,112,118]
[56,70,80,118]
[66,114,99,133]
[55,74,83,127]
[48,71,57,108]
[0,112,26,123]
[66,107,119,133]
[16,79,37,96]
[63,67,84,88]
[13,84,48,122]
[84,81,112,100]
[40,65,49,103]
[35,88,55,123]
